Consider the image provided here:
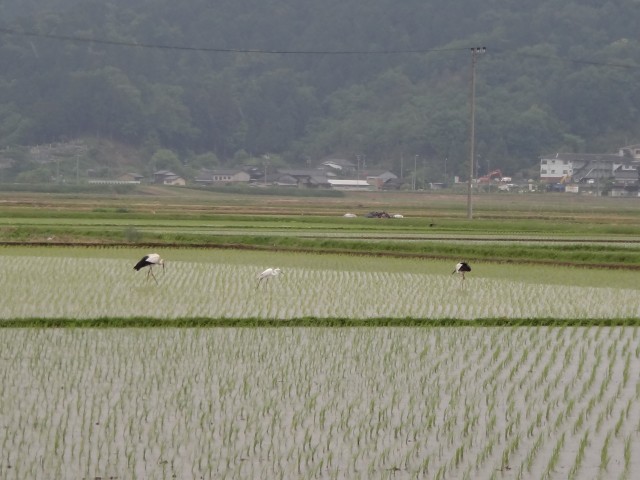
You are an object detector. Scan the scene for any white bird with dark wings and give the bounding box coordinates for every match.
[452,262,471,284]
[134,253,165,284]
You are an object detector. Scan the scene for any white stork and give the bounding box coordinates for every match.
[257,267,283,288]
[134,253,164,284]
[452,262,471,285]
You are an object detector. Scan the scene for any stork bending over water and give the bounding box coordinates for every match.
[452,262,471,286]
[257,267,282,288]
[134,253,164,284]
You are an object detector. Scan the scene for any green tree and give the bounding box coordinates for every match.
[58,67,145,141]
[150,148,182,174]
[143,83,199,149]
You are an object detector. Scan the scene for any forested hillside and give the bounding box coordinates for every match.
[1,0,639,182]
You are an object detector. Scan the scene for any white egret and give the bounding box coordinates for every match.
[257,267,283,288]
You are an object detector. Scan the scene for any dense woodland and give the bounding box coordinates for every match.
[1,0,640,183]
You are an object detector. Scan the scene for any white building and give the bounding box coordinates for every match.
[327,179,374,191]
[195,168,250,185]
[539,152,628,183]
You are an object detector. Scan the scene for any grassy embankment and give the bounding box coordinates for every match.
[3,317,640,328]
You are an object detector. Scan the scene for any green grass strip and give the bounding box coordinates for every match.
[2,317,640,328]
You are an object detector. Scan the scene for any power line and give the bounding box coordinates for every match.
[0,27,469,55]
[492,47,640,71]
[527,53,640,70]
[2,26,638,70]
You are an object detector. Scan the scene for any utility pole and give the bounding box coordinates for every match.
[467,47,486,220]
[263,154,270,186]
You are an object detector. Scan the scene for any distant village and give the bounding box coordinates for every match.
[92,157,410,191]
[102,144,640,197]
[109,143,640,197]
[6,141,640,196]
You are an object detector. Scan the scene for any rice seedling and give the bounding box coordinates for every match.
[542,432,565,479]
[600,431,612,472]
[622,434,632,479]
[568,430,590,480]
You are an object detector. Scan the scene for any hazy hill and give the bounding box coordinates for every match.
[1,0,639,182]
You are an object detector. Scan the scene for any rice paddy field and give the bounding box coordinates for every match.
[1,246,640,321]
[0,245,639,478]
[2,327,640,479]
[2,189,640,478]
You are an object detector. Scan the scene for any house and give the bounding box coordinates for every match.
[269,174,296,187]
[319,157,356,175]
[251,172,283,187]
[613,164,639,185]
[118,173,144,183]
[363,169,398,189]
[619,144,640,160]
[273,169,330,188]
[153,170,186,186]
[609,184,639,197]
[607,164,640,197]
[381,177,406,190]
[162,174,186,186]
[539,152,630,183]
[195,168,250,185]
[250,168,331,188]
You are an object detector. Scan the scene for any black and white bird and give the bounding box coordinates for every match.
[257,267,283,288]
[134,253,165,284]
[452,262,471,285]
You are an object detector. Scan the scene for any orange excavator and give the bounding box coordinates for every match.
[478,169,503,184]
